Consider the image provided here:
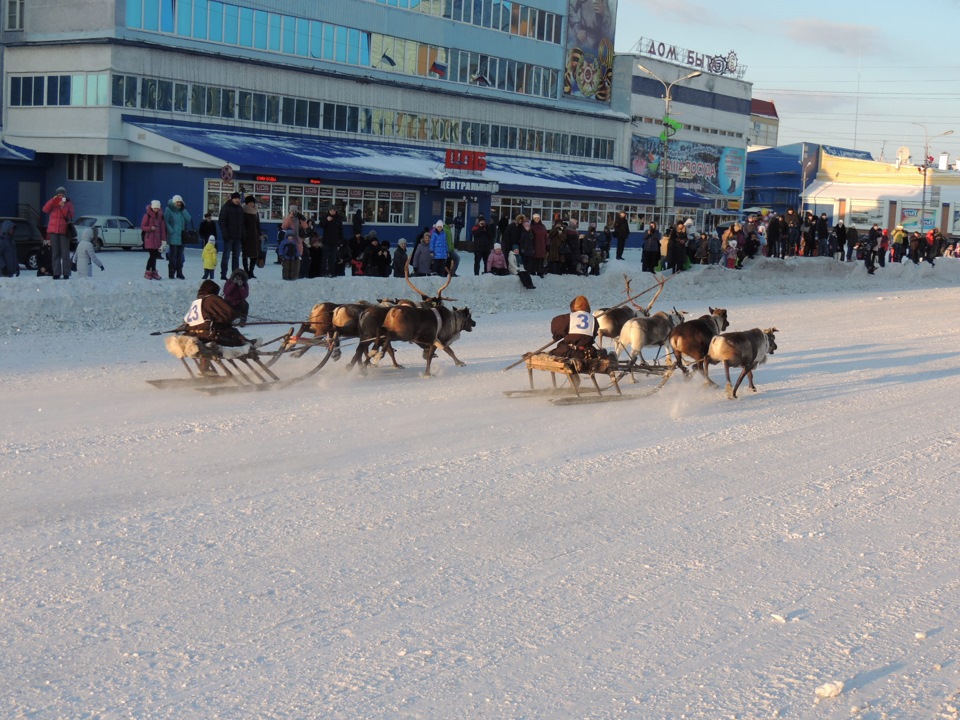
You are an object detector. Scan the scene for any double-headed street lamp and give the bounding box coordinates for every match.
[912,122,954,234]
[636,63,702,227]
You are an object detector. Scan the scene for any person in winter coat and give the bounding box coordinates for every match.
[667,222,688,273]
[641,222,661,273]
[0,220,19,277]
[240,196,262,279]
[486,243,509,275]
[223,268,250,325]
[218,192,245,279]
[410,232,433,276]
[695,232,710,265]
[319,205,345,278]
[163,195,192,279]
[549,295,604,363]
[73,227,104,276]
[198,212,218,248]
[180,280,250,376]
[392,238,408,277]
[765,214,781,258]
[845,225,859,262]
[563,219,581,274]
[471,217,493,275]
[277,228,302,280]
[613,211,631,260]
[140,200,167,280]
[529,214,549,276]
[361,236,383,276]
[42,186,75,279]
[508,244,536,289]
[352,207,365,238]
[546,219,565,274]
[429,219,449,275]
[202,235,218,279]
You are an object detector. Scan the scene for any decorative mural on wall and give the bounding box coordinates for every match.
[630,135,746,198]
[563,0,617,103]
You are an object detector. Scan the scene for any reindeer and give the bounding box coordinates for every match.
[706,328,778,399]
[594,275,664,348]
[616,307,687,372]
[667,307,729,380]
[372,267,476,376]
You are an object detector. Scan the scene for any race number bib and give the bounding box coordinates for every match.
[184,299,207,327]
[567,311,595,336]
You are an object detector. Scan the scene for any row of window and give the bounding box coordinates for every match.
[207,179,418,225]
[68,154,104,183]
[7,70,616,161]
[491,198,648,233]
[368,0,563,44]
[112,73,615,160]
[127,0,558,100]
[9,74,110,108]
[632,114,744,141]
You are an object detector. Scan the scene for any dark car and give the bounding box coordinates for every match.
[0,217,47,270]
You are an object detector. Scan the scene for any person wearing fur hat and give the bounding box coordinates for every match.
[223,268,250,325]
[42,186,75,279]
[240,195,262,279]
[218,191,245,280]
[163,194,192,279]
[73,227,104,276]
[180,280,249,376]
[140,199,167,280]
[549,295,604,363]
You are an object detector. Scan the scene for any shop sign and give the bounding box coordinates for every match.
[444,149,487,172]
[255,175,277,182]
[638,36,741,77]
[440,179,500,193]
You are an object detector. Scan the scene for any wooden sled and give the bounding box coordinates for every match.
[148,332,333,395]
[506,353,673,406]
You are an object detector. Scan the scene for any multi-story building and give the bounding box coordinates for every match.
[746,99,779,149]
[1,0,654,239]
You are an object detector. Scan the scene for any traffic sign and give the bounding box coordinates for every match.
[220,164,234,183]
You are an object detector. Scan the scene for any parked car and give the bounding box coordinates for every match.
[74,215,140,250]
[1,216,47,270]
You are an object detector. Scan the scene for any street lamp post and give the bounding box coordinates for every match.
[912,123,954,235]
[636,63,702,228]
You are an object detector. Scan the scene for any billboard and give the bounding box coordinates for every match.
[630,135,745,198]
[563,0,617,103]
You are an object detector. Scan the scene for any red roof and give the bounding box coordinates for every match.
[751,99,779,119]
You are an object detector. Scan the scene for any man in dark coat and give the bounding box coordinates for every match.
[318,205,344,278]
[471,216,493,275]
[352,208,364,238]
[181,280,247,346]
[218,192,245,280]
[240,196,262,279]
[613,211,631,260]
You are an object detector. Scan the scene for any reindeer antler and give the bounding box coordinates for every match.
[405,262,457,303]
[642,276,666,315]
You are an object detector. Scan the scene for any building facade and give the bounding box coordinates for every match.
[1,1,756,243]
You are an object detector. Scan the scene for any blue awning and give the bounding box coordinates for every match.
[0,137,35,162]
[126,119,709,205]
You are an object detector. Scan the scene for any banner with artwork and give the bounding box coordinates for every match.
[563,0,617,103]
[899,206,937,233]
[630,135,745,198]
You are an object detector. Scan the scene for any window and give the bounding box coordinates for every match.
[67,154,104,182]
[5,0,23,30]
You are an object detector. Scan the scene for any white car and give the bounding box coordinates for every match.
[74,215,140,250]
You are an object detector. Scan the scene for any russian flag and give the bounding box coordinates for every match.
[429,61,447,78]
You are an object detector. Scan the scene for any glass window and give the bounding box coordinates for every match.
[238,7,254,47]
[268,13,281,51]
[160,0,174,32]
[282,14,295,54]
[156,79,172,110]
[266,95,280,123]
[321,22,334,60]
[334,25,348,63]
[308,100,321,128]
[125,0,142,29]
[190,84,205,114]
[221,89,235,118]
[174,83,188,111]
[46,75,60,105]
[347,28,361,65]
[111,75,124,107]
[10,76,21,106]
[346,106,359,133]
[143,0,159,31]
[223,3,239,44]
[296,17,309,56]
[68,75,83,105]
[141,78,157,109]
[206,86,221,116]
[238,91,253,120]
[208,1,223,42]
[192,0,208,39]
[176,0,191,35]
[281,97,295,126]
[309,20,323,58]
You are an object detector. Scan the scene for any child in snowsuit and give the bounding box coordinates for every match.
[223,268,250,325]
[202,235,218,279]
[723,239,739,269]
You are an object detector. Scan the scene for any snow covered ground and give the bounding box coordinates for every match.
[2,248,960,719]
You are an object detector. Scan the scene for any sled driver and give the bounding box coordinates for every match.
[180,279,249,348]
[549,295,606,364]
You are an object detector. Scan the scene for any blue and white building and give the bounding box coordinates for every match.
[1,1,752,242]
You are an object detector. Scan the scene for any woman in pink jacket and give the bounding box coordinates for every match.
[140,200,168,280]
[42,186,75,279]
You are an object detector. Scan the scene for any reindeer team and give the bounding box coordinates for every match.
[284,269,777,398]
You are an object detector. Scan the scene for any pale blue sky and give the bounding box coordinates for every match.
[615,0,960,164]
